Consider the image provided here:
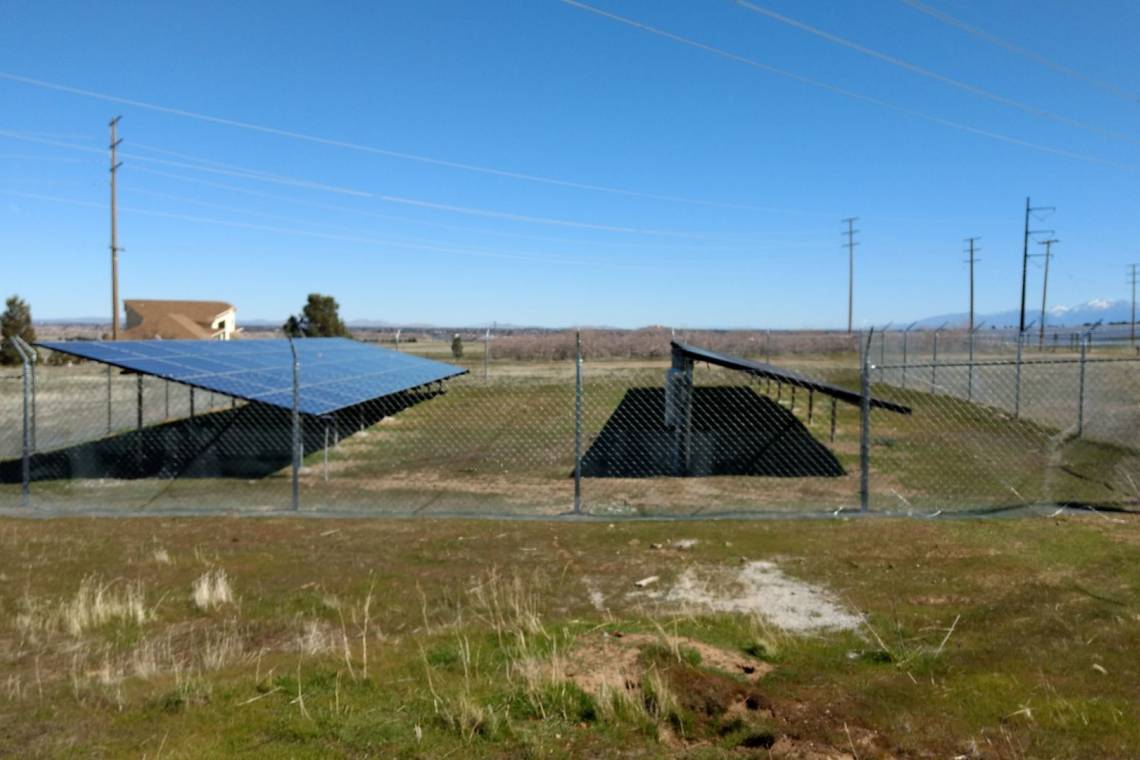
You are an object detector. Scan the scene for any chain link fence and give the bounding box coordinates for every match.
[3,329,1138,516]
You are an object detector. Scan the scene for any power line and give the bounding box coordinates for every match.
[897,0,1140,106]
[0,130,724,239]
[0,70,827,214]
[735,1,1140,146]
[558,0,1140,172]
[126,181,826,258]
[0,189,667,271]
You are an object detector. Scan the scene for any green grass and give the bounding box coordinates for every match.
[0,515,1137,757]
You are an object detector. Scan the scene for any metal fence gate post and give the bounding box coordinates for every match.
[289,337,301,511]
[1077,336,1088,437]
[574,330,582,514]
[10,339,32,507]
[859,331,872,513]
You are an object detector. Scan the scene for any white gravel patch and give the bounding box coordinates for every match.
[638,560,861,633]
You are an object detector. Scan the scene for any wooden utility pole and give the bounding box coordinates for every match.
[842,217,859,334]
[109,116,123,340]
[1036,239,1058,350]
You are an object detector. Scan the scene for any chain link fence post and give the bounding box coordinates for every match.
[930,330,939,394]
[484,328,491,383]
[860,330,872,513]
[106,365,113,435]
[573,330,582,515]
[10,338,32,507]
[1077,335,1088,437]
[1014,329,1024,418]
[289,336,301,511]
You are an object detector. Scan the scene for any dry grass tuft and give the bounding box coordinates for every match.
[191,569,234,611]
[15,576,152,640]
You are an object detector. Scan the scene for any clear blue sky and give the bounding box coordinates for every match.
[2,0,1138,328]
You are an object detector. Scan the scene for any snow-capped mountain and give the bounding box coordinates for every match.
[914,299,1131,329]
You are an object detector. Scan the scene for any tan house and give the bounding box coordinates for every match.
[122,300,238,340]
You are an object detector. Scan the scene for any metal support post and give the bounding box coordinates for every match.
[859,331,872,513]
[190,387,196,417]
[829,398,837,443]
[574,331,582,514]
[289,337,301,511]
[790,384,796,412]
[808,388,814,424]
[323,420,330,482]
[164,380,170,419]
[107,365,113,434]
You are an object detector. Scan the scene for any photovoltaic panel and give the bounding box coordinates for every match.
[35,338,467,416]
[672,341,911,414]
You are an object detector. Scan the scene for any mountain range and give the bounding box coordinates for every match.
[912,299,1133,330]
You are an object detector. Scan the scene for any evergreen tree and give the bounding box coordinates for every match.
[282,294,349,338]
[1,295,35,366]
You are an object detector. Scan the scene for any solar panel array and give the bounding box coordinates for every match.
[672,341,912,414]
[35,338,467,416]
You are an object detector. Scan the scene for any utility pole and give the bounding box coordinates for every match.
[1035,239,1058,349]
[964,238,981,335]
[109,116,123,340]
[842,217,859,334]
[1129,264,1138,347]
[1018,196,1055,334]
[965,238,980,399]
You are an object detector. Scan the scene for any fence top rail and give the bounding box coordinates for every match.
[672,341,912,414]
[877,356,1140,370]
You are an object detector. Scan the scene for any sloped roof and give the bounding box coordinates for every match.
[122,300,235,340]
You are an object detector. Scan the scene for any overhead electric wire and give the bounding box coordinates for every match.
[735,0,1140,146]
[0,188,667,270]
[128,167,826,252]
[897,0,1140,105]
[0,70,824,213]
[558,0,1140,172]
[0,130,728,239]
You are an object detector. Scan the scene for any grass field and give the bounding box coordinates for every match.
[0,514,1137,757]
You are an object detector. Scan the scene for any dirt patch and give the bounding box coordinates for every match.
[636,561,862,633]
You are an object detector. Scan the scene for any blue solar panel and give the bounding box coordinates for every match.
[35,338,467,416]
